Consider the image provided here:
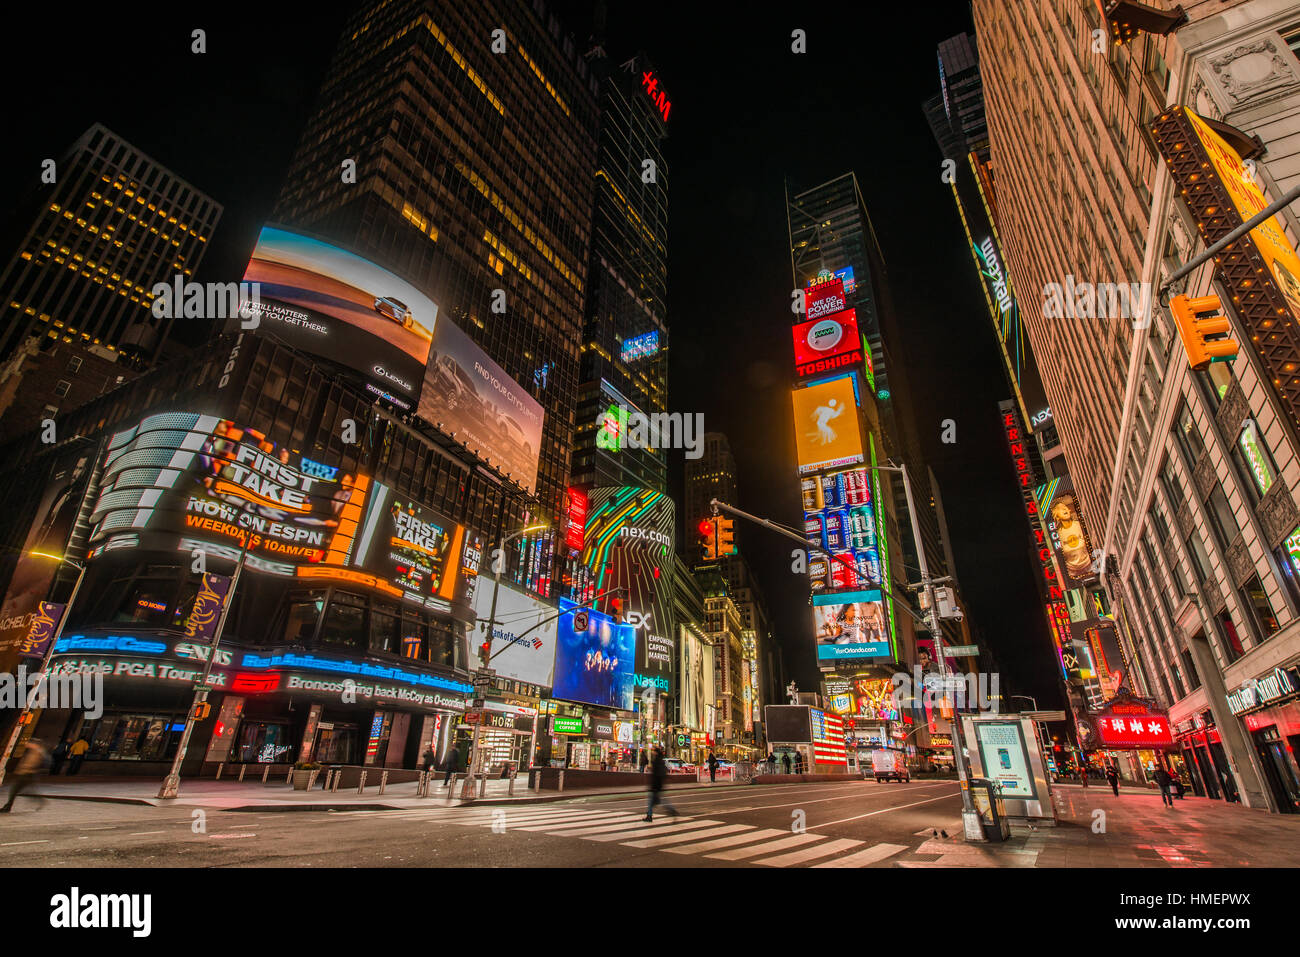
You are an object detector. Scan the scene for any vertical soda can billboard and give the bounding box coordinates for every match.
[417,315,545,495]
[551,598,636,710]
[238,226,436,411]
[792,375,863,474]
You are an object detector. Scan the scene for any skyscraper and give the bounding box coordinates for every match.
[571,51,670,494]
[974,0,1300,811]
[271,0,600,581]
[0,124,222,364]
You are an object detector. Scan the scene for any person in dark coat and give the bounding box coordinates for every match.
[1154,766,1175,808]
[443,744,461,786]
[1105,764,1119,796]
[707,751,718,783]
[2,739,49,813]
[644,747,679,821]
[782,752,791,774]
[766,752,776,773]
[422,746,437,775]
[49,741,69,776]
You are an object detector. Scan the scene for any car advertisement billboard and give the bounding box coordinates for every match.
[792,375,864,474]
[417,314,544,495]
[792,309,865,380]
[471,580,558,688]
[238,226,435,411]
[551,598,636,711]
[812,589,889,662]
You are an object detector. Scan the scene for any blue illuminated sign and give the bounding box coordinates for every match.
[300,457,340,481]
[238,652,473,694]
[620,330,660,363]
[54,635,168,655]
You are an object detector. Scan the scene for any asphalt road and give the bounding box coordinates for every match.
[0,780,965,868]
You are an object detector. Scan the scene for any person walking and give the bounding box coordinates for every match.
[2,739,50,813]
[707,751,718,783]
[66,737,89,775]
[422,745,437,776]
[795,752,805,774]
[1154,766,1175,808]
[443,743,461,787]
[1105,764,1120,797]
[644,746,679,822]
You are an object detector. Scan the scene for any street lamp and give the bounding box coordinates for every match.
[463,521,548,796]
[0,551,87,787]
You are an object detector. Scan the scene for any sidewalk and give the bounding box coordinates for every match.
[902,782,1300,867]
[25,774,744,811]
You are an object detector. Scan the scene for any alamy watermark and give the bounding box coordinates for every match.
[0,666,103,718]
[890,668,1000,713]
[151,274,261,328]
[1042,276,1153,328]
[596,406,704,459]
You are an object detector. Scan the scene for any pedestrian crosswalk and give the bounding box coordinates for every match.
[334,805,913,867]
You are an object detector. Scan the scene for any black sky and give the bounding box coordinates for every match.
[0,1,1063,709]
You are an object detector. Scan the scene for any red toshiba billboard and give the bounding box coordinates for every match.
[806,278,847,320]
[793,309,864,379]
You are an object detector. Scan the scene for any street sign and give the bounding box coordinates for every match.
[944,644,979,656]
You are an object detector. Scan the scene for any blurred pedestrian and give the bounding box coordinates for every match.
[1105,764,1119,796]
[49,740,69,776]
[1154,766,1175,808]
[443,744,461,786]
[707,751,718,783]
[2,739,50,812]
[643,747,679,822]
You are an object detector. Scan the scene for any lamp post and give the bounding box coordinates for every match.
[0,552,86,787]
[463,521,548,798]
[159,549,245,799]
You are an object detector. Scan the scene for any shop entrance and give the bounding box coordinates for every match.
[314,723,358,764]
[1252,727,1300,814]
[235,721,293,763]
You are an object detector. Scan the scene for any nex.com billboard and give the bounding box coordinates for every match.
[238,226,436,411]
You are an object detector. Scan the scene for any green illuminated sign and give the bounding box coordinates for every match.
[552,716,584,734]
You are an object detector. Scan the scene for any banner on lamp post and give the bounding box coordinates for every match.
[184,573,233,643]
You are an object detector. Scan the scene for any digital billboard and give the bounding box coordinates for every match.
[1073,619,1126,702]
[1044,480,1096,589]
[417,314,545,495]
[792,375,864,474]
[238,226,435,410]
[792,310,865,379]
[972,720,1038,799]
[812,589,890,662]
[810,708,847,766]
[801,466,879,590]
[680,625,714,732]
[471,580,558,688]
[351,482,469,604]
[821,675,900,720]
[551,598,636,711]
[805,278,846,320]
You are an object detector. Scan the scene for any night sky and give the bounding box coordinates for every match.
[0,1,1063,709]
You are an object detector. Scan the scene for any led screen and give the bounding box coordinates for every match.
[551,598,636,711]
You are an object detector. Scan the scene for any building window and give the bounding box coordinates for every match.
[53,380,71,398]
[1184,528,1211,582]
[1276,527,1300,608]
[67,356,82,372]
[1197,361,1237,407]
[1234,419,1277,500]
[318,592,366,649]
[282,593,324,644]
[1238,574,1280,641]
[1216,610,1245,663]
[1203,483,1239,551]
[1180,648,1201,691]
[1173,401,1205,466]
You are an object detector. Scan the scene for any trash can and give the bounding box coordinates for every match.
[968,777,1011,842]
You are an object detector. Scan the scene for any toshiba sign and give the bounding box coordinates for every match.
[792,310,863,379]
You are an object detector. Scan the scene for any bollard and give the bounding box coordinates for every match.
[558,770,565,792]
[534,770,541,792]
[286,766,294,785]
[357,770,367,794]
[478,773,486,798]
[508,768,517,796]
[238,764,247,782]
[379,770,389,795]
[262,765,271,784]
[446,773,458,803]
[216,763,225,780]
[331,770,341,793]
[307,769,320,790]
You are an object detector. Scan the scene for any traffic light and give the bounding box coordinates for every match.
[716,517,736,556]
[698,517,717,560]
[192,702,212,721]
[1170,294,1238,371]
[479,637,492,668]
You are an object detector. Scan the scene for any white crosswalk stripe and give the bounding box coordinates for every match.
[542,817,685,838]
[622,825,750,848]
[512,813,647,832]
[813,842,908,867]
[705,833,826,861]
[583,820,722,843]
[751,838,863,867]
[660,828,790,855]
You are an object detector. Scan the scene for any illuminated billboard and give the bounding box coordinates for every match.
[792,310,865,380]
[417,315,544,494]
[679,625,714,732]
[351,483,470,603]
[551,598,636,711]
[792,375,864,474]
[621,330,660,362]
[821,675,899,720]
[238,226,435,410]
[806,278,846,320]
[801,466,879,590]
[812,589,890,662]
[471,580,558,687]
[810,708,847,766]
[1073,619,1126,702]
[563,487,587,551]
[1043,480,1096,589]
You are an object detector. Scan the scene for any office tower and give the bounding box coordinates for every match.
[571,50,670,493]
[973,0,1300,812]
[271,0,600,581]
[0,124,221,364]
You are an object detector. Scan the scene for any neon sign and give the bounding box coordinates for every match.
[641,71,670,121]
[621,330,660,362]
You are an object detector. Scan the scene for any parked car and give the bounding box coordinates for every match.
[664,758,697,775]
